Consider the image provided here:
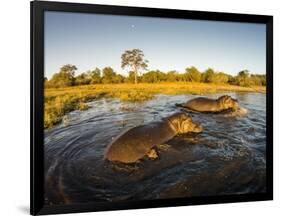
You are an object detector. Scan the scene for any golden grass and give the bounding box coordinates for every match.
[44,82,265,128]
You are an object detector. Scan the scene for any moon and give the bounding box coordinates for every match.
[131,24,135,28]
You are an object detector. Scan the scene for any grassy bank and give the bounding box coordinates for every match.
[44,82,265,128]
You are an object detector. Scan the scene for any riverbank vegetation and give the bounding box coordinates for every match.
[44,49,266,128]
[45,82,265,128]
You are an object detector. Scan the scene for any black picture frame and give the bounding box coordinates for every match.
[30,1,273,215]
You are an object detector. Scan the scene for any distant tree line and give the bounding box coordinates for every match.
[45,49,265,88]
[45,64,266,88]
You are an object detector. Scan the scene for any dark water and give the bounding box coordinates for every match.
[44,92,266,205]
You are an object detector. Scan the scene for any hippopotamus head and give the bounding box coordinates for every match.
[217,95,239,110]
[167,112,203,134]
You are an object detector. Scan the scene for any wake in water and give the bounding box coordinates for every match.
[44,93,266,205]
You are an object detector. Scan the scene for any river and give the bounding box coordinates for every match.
[44,92,266,205]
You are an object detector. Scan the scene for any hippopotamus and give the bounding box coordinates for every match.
[104,112,203,164]
[177,95,239,113]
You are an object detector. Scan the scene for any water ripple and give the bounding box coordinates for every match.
[44,92,266,205]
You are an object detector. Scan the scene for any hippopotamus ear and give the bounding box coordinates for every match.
[180,112,192,121]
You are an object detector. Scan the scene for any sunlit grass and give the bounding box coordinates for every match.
[44,82,265,128]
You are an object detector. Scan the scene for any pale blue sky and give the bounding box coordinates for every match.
[44,11,266,78]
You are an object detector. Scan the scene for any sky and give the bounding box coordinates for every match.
[44,11,266,79]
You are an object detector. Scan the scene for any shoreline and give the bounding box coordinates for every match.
[44,83,265,128]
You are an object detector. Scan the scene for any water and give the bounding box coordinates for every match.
[44,92,266,205]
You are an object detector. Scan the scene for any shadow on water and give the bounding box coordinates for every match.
[44,93,266,205]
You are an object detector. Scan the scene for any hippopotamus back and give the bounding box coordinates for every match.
[105,121,176,163]
[183,97,220,112]
[180,95,239,113]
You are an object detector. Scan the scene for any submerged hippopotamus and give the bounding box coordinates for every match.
[104,112,203,164]
[177,95,239,113]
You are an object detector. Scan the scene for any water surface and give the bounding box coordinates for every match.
[44,92,266,205]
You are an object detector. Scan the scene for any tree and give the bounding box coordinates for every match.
[102,67,116,84]
[184,66,201,82]
[211,72,229,84]
[141,70,166,83]
[257,74,266,86]
[75,71,91,85]
[201,68,215,83]
[238,70,250,76]
[89,68,102,84]
[47,64,77,88]
[125,71,136,83]
[112,74,125,83]
[166,71,179,82]
[121,49,148,84]
[235,70,250,86]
